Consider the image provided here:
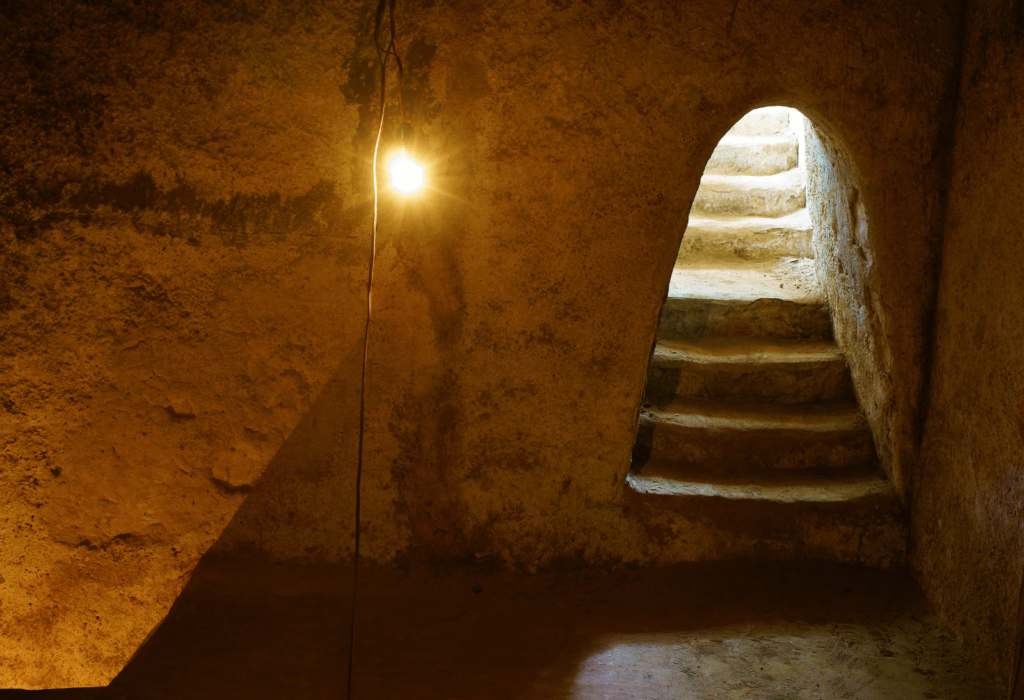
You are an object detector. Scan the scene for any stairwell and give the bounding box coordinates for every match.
[629,108,906,566]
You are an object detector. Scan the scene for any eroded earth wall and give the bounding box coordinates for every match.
[0,0,961,688]
[915,0,1024,687]
[0,2,368,687]
[805,126,906,492]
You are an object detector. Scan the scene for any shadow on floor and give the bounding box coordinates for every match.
[2,558,1001,699]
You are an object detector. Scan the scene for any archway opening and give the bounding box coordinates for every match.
[627,107,901,566]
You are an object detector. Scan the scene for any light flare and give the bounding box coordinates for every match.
[388,151,425,195]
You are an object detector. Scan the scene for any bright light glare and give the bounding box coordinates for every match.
[388,152,425,195]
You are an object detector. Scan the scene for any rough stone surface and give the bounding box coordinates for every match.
[640,400,874,472]
[727,109,790,137]
[912,0,1024,687]
[0,2,367,687]
[804,126,909,500]
[669,258,820,303]
[659,296,833,342]
[692,171,806,218]
[645,338,853,406]
[682,108,810,261]
[0,0,971,689]
[704,136,799,176]
[677,210,814,262]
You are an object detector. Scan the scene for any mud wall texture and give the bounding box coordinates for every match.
[0,1,368,687]
[914,0,1024,687]
[805,126,902,489]
[804,63,964,503]
[0,0,962,689]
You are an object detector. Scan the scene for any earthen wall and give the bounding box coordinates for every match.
[915,0,1024,685]
[0,0,962,687]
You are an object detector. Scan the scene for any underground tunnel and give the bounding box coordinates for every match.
[1,0,1023,698]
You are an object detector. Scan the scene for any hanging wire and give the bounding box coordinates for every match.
[375,0,405,124]
[346,1,405,698]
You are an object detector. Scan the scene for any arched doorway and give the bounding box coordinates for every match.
[628,107,902,565]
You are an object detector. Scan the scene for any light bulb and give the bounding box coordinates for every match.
[388,151,424,195]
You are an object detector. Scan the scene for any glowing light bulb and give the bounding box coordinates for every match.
[388,151,424,195]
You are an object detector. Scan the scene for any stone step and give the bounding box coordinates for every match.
[659,259,831,341]
[659,297,833,342]
[669,258,822,303]
[624,467,905,566]
[633,399,874,474]
[644,337,853,407]
[726,107,791,137]
[704,135,799,176]
[677,209,813,263]
[693,171,806,218]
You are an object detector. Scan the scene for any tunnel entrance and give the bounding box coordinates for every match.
[628,107,902,565]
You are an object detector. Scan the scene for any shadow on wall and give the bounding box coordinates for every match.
[98,345,366,693]
[108,557,353,699]
[206,338,366,563]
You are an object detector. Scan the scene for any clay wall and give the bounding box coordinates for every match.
[805,125,902,490]
[0,0,961,688]
[914,0,1024,686]
[0,2,368,686]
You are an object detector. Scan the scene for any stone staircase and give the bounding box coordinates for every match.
[628,108,906,566]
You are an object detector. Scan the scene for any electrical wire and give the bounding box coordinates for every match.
[374,0,405,123]
[346,1,404,698]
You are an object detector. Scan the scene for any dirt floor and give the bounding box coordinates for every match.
[3,557,1000,700]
